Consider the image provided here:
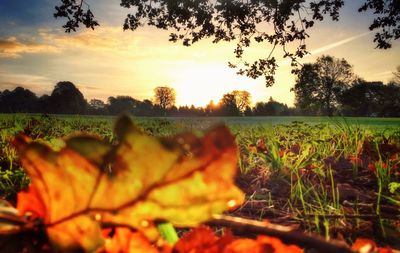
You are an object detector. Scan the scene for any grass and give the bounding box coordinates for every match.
[0,114,399,247]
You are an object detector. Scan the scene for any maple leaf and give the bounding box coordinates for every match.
[13,116,244,251]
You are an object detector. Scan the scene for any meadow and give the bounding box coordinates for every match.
[0,114,399,249]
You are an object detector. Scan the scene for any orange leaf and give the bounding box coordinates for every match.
[174,226,219,253]
[14,116,244,251]
[173,226,237,253]
[352,238,377,253]
[174,227,303,253]
[101,228,170,253]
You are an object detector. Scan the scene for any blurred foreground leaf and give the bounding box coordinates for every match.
[13,115,244,251]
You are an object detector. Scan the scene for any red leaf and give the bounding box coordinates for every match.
[174,227,303,253]
[352,238,377,253]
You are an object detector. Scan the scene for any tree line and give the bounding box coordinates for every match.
[1,56,399,117]
[293,56,400,117]
[0,82,273,116]
[0,82,292,116]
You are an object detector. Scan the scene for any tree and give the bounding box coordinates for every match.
[135,99,154,116]
[340,80,400,117]
[292,55,354,116]
[392,65,400,84]
[48,81,87,114]
[339,80,382,116]
[0,87,39,113]
[218,93,240,116]
[253,97,288,116]
[107,96,139,115]
[231,90,251,115]
[87,99,106,114]
[292,64,321,115]
[55,0,399,86]
[154,86,176,115]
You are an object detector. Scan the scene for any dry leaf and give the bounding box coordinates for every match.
[14,116,244,251]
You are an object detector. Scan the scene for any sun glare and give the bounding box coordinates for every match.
[172,63,261,107]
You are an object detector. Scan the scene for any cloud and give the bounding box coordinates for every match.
[0,36,60,58]
[37,26,214,61]
[0,71,55,95]
[279,31,373,66]
[310,31,373,55]
[38,26,144,53]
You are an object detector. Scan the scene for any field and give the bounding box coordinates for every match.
[1,114,399,249]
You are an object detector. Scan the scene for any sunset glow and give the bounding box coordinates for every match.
[0,1,399,107]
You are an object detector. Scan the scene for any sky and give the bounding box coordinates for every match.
[0,0,399,107]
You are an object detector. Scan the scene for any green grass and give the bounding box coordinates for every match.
[0,114,399,247]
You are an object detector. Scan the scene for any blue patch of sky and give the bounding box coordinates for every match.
[0,0,60,34]
[0,0,131,37]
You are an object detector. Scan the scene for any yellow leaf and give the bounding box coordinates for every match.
[14,116,244,252]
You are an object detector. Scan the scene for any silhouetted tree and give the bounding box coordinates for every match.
[340,80,380,116]
[135,99,154,116]
[87,99,106,115]
[253,97,288,116]
[392,65,400,84]
[55,0,399,86]
[38,95,51,113]
[218,93,240,116]
[0,87,38,113]
[48,81,87,114]
[292,64,321,115]
[154,86,176,115]
[292,55,354,116]
[340,80,400,117]
[107,96,138,115]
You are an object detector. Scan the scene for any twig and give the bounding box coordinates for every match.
[207,214,353,253]
[305,213,400,220]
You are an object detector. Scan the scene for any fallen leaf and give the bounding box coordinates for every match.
[352,238,377,253]
[14,116,244,251]
[100,228,169,253]
[174,227,303,253]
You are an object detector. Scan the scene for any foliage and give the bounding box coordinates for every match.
[231,90,252,114]
[292,55,354,116]
[253,97,290,116]
[107,96,140,115]
[54,0,399,85]
[340,80,400,117]
[54,0,99,32]
[0,87,39,113]
[218,93,240,116]
[214,90,252,116]
[358,0,400,49]
[0,82,88,114]
[154,86,176,113]
[49,81,87,114]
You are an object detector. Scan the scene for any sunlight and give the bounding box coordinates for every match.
[172,63,261,107]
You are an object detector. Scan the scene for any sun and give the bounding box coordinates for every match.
[172,63,261,107]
